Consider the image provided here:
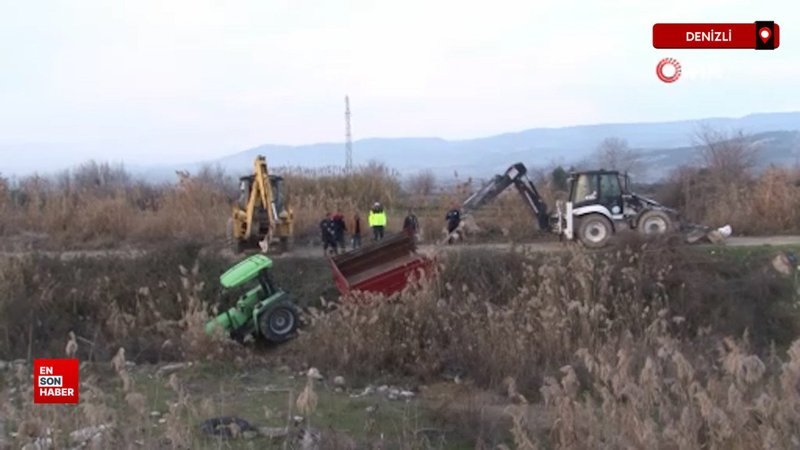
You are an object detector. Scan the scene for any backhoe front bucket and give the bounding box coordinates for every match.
[684,224,732,244]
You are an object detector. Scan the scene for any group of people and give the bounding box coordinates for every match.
[319,211,349,255]
[320,202,426,255]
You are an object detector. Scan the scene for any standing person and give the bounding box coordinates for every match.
[445,207,461,244]
[368,202,387,241]
[403,208,419,240]
[332,211,347,252]
[320,212,337,255]
[351,213,362,250]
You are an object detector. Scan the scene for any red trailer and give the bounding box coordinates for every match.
[328,232,435,297]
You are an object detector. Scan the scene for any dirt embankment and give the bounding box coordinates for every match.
[3,237,800,448]
[2,235,799,364]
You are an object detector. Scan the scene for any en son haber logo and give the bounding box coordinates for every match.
[33,358,80,404]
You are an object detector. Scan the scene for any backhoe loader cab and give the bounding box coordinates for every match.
[567,170,637,216]
[560,169,678,247]
[457,161,683,248]
[229,155,294,253]
[204,254,299,343]
[237,174,287,214]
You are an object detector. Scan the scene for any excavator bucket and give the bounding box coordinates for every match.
[684,224,732,244]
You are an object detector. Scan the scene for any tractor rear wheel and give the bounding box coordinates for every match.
[637,210,673,236]
[577,214,613,248]
[258,302,298,343]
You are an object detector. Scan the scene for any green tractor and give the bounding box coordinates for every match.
[205,254,299,343]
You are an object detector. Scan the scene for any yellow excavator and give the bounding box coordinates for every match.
[227,155,294,253]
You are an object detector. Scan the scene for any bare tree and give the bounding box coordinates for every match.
[0,173,7,209]
[593,137,644,176]
[406,170,437,196]
[551,166,568,191]
[71,160,131,192]
[694,127,759,182]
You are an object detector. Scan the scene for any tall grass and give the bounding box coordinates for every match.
[659,165,800,235]
[517,335,800,449]
[1,237,799,447]
[296,240,795,390]
[3,152,798,250]
[294,239,800,446]
[0,161,419,248]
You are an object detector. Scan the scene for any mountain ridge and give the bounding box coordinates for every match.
[193,111,800,181]
[3,112,798,181]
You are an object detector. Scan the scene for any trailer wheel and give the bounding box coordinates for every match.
[258,302,298,343]
[637,210,673,236]
[577,214,613,248]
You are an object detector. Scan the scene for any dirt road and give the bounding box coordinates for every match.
[287,235,800,259]
[2,236,799,261]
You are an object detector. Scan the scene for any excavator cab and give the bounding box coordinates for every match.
[238,176,253,210]
[271,175,287,217]
[237,174,286,212]
[568,170,625,217]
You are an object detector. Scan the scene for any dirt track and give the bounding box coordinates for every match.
[3,235,799,261]
[288,235,800,259]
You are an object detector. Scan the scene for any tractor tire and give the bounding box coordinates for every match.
[577,214,613,248]
[258,302,298,343]
[637,210,673,236]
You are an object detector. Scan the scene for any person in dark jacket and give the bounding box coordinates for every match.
[351,213,362,249]
[320,213,337,255]
[445,208,461,244]
[332,211,347,252]
[403,208,419,239]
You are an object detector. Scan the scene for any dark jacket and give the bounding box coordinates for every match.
[320,218,336,242]
[332,214,346,238]
[353,216,362,235]
[403,214,419,233]
[446,209,461,232]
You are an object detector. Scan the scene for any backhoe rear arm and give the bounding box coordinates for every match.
[461,163,551,232]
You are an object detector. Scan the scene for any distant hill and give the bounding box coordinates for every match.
[171,111,800,182]
[3,112,798,181]
[638,130,800,178]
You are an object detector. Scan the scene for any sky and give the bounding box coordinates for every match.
[0,0,798,167]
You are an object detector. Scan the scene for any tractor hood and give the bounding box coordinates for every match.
[220,254,273,288]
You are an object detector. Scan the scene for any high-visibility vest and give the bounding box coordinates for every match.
[369,210,386,227]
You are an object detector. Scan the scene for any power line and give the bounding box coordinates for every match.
[345,95,353,171]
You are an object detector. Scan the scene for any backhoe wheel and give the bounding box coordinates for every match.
[577,215,613,248]
[637,210,673,236]
[226,218,238,253]
[226,218,246,254]
[279,236,292,253]
[258,302,298,343]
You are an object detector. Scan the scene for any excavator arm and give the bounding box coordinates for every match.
[243,156,276,238]
[461,163,551,232]
[230,155,295,254]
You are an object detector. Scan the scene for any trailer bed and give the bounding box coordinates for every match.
[346,253,421,286]
[328,233,434,297]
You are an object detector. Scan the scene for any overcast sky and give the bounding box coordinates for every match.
[1,0,798,165]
